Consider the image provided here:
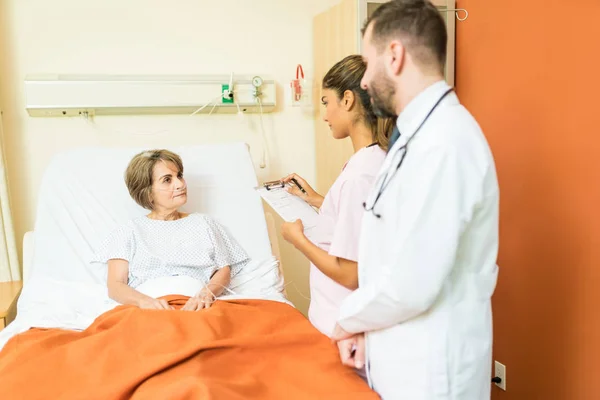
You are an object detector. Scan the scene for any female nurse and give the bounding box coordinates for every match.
[281,54,394,339]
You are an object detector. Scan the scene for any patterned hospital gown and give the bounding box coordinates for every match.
[93,213,250,288]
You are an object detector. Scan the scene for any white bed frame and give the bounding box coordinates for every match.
[22,231,34,283]
[21,211,285,291]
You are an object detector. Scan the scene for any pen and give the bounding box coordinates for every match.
[290,178,307,194]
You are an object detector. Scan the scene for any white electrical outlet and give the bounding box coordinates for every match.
[494,361,506,390]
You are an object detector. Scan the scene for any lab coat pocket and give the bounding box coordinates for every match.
[448,301,494,398]
[432,315,451,399]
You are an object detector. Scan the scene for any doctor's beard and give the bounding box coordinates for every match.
[368,72,397,119]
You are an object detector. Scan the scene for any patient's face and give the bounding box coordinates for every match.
[150,160,187,211]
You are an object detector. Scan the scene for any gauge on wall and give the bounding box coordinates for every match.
[252,76,264,88]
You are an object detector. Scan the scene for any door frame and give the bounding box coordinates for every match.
[356,0,456,87]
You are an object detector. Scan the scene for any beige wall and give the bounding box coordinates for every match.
[0,0,341,313]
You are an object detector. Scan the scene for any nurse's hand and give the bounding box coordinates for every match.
[282,173,324,208]
[281,219,306,248]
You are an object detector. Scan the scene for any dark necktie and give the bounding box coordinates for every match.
[388,126,401,152]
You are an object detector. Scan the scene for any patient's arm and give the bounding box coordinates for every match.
[107,259,174,310]
[205,266,231,297]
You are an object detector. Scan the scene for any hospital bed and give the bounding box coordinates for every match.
[0,142,377,399]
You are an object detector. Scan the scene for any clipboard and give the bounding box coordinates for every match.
[256,180,319,240]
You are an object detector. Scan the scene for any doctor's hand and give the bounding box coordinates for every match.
[334,332,366,370]
[181,289,215,311]
[332,323,365,369]
[282,173,324,209]
[281,219,307,248]
[331,322,354,341]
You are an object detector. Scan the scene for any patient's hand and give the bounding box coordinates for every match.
[182,289,215,311]
[138,298,174,310]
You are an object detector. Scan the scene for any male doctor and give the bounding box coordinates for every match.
[331,1,500,399]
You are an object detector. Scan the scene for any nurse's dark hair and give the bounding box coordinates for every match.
[362,0,447,74]
[125,149,184,210]
[322,54,394,151]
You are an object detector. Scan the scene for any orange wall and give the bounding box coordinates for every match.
[455,1,600,398]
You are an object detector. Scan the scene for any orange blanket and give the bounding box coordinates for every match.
[0,296,378,399]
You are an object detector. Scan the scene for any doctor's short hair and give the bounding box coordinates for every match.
[363,0,447,74]
[322,54,394,150]
[124,149,184,210]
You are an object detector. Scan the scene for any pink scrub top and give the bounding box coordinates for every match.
[308,144,386,337]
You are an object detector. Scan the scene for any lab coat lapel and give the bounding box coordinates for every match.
[393,81,453,151]
[364,81,456,221]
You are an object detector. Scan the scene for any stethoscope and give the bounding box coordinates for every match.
[363,87,454,219]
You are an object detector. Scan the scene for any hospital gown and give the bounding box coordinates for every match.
[92,213,249,288]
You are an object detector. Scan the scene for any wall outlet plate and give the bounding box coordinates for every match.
[221,84,233,103]
[494,361,506,391]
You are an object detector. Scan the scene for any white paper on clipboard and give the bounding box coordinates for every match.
[255,184,319,240]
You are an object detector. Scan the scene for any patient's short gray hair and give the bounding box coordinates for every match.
[125,149,184,210]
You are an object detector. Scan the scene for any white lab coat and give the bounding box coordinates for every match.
[337,81,499,400]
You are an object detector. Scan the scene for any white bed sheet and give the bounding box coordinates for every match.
[0,142,289,351]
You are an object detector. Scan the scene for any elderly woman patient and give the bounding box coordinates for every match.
[94,149,249,311]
